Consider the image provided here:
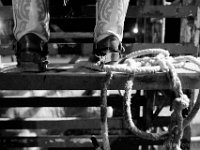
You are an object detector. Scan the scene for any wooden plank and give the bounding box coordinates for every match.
[124,43,198,56]
[50,32,93,39]
[0,96,124,107]
[0,95,144,107]
[0,135,165,148]
[0,117,170,130]
[0,118,124,130]
[0,67,199,90]
[0,95,169,107]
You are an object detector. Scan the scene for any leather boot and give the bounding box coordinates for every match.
[90,35,124,64]
[15,33,48,72]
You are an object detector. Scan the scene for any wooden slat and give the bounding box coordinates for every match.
[0,95,170,107]
[0,96,127,107]
[0,117,170,130]
[0,67,199,90]
[124,43,198,56]
[0,118,124,130]
[50,32,93,40]
[0,135,165,148]
[49,32,151,41]
[49,32,94,43]
[0,96,124,107]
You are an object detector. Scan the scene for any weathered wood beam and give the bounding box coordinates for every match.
[0,96,123,107]
[0,96,133,107]
[50,32,93,39]
[125,43,198,56]
[0,117,170,130]
[0,67,199,90]
[0,95,169,107]
[0,118,125,130]
[0,135,165,148]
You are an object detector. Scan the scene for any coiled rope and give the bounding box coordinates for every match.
[76,48,200,150]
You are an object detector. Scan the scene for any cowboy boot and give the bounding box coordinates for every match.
[92,0,130,64]
[12,0,50,71]
[91,34,124,64]
[15,33,48,72]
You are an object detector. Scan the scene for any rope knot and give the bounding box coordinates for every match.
[173,94,190,111]
[155,53,169,72]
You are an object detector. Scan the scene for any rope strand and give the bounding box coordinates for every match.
[77,48,200,150]
[101,72,113,150]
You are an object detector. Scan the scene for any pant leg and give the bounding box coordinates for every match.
[94,0,130,42]
[12,0,50,42]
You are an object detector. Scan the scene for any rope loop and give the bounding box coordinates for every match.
[77,48,200,150]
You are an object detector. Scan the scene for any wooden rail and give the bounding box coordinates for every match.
[0,65,199,90]
[0,135,165,148]
[0,117,170,130]
[0,95,170,107]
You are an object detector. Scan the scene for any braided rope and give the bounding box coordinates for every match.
[101,72,113,150]
[76,48,200,150]
[75,49,198,73]
[121,54,197,150]
[174,55,200,68]
[124,48,170,59]
[164,60,190,150]
[123,75,167,141]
